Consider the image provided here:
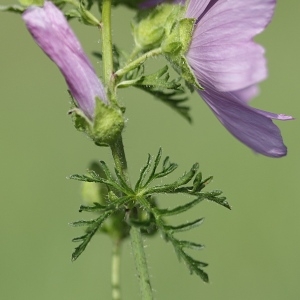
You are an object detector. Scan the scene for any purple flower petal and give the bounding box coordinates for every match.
[186,0,276,94]
[22,1,107,120]
[186,0,211,19]
[199,87,292,157]
[231,85,260,103]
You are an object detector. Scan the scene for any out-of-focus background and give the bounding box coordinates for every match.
[0,1,299,299]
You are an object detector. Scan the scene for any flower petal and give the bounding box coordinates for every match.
[188,41,267,92]
[185,0,211,19]
[198,87,291,157]
[22,1,107,120]
[231,85,260,103]
[186,0,276,92]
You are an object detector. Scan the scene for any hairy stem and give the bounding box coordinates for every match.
[130,226,153,300]
[110,136,130,184]
[102,0,153,296]
[101,0,114,89]
[111,240,122,300]
[114,47,163,80]
[110,137,154,300]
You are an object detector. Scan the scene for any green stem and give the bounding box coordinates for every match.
[102,1,153,297]
[130,226,153,300]
[110,137,153,300]
[114,47,163,79]
[101,0,114,88]
[111,240,122,300]
[110,136,130,184]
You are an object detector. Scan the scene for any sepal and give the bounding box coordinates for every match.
[132,4,184,51]
[69,107,94,137]
[64,1,100,26]
[69,97,125,146]
[93,98,125,145]
[162,18,203,89]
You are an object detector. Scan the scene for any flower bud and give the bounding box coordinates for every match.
[23,1,124,145]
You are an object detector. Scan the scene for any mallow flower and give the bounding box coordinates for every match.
[144,0,293,157]
[22,1,108,121]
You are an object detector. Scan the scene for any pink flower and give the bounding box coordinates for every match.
[22,1,107,120]
[142,0,293,157]
[185,0,292,157]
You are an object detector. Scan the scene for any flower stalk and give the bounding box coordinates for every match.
[110,136,154,300]
[102,1,153,295]
[101,0,114,90]
[114,47,163,80]
[111,240,122,300]
[130,226,153,300]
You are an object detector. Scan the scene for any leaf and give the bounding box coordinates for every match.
[158,196,204,216]
[0,5,25,13]
[114,167,134,194]
[154,156,178,179]
[98,161,115,182]
[71,212,111,261]
[172,163,199,186]
[79,203,107,212]
[69,219,96,227]
[138,86,191,123]
[135,154,152,191]
[205,192,231,210]
[68,174,100,182]
[179,240,204,251]
[161,227,209,282]
[145,148,163,185]
[132,66,183,90]
[86,0,94,10]
[164,218,204,233]
[145,163,198,194]
[118,66,192,123]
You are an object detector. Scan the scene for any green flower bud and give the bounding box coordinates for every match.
[78,2,100,27]
[70,97,125,146]
[133,4,184,51]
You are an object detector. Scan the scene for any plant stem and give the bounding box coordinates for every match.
[102,0,153,297]
[111,240,122,300]
[110,137,153,300]
[101,0,114,88]
[130,226,153,300]
[114,47,163,79]
[110,136,130,184]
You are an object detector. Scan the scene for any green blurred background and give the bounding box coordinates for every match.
[0,1,299,299]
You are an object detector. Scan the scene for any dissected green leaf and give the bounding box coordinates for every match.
[145,148,163,185]
[135,154,152,191]
[68,174,100,182]
[157,196,204,217]
[205,192,231,210]
[117,65,192,123]
[164,218,204,233]
[79,202,107,212]
[71,212,111,261]
[179,240,204,251]
[0,4,25,13]
[69,219,96,227]
[70,149,229,282]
